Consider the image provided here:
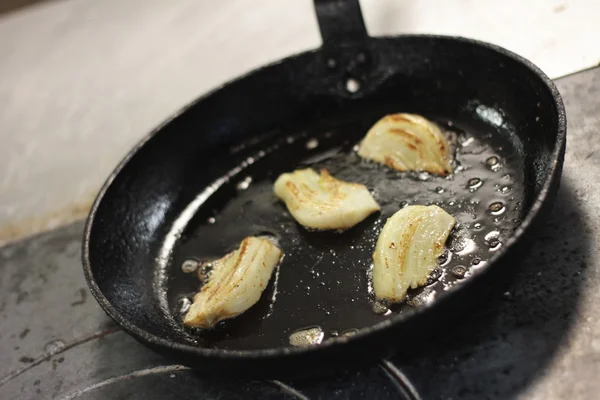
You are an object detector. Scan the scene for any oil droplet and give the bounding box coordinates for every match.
[418,172,431,181]
[207,217,216,224]
[181,259,200,274]
[435,187,445,194]
[366,263,374,296]
[474,223,482,230]
[289,327,324,346]
[486,156,499,165]
[486,156,501,171]
[426,268,443,285]
[399,200,409,208]
[500,186,512,194]
[471,258,481,266]
[407,288,436,307]
[489,202,505,215]
[488,239,502,251]
[455,238,477,256]
[44,339,66,354]
[484,231,500,242]
[198,262,213,281]
[179,297,192,315]
[346,78,361,93]
[448,201,456,206]
[461,137,475,147]
[372,301,389,315]
[331,330,339,337]
[468,178,483,191]
[476,105,504,126]
[236,176,252,191]
[451,265,467,278]
[305,138,319,149]
[438,250,452,266]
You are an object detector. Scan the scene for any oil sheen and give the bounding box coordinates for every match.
[165,112,525,350]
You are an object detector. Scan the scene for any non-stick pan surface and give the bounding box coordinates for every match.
[82,0,565,378]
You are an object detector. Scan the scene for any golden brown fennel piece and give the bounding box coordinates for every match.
[357,113,453,176]
[273,168,380,230]
[372,205,456,303]
[183,237,283,328]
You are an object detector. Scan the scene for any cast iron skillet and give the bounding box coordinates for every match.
[82,0,566,378]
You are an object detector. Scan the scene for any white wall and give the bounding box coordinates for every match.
[1,0,598,243]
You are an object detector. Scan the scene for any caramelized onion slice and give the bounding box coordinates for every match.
[358,113,453,176]
[372,205,456,303]
[274,168,380,230]
[184,236,282,328]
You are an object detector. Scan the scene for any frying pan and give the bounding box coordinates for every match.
[82,0,566,378]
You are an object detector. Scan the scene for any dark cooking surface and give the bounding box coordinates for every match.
[0,68,597,399]
[170,113,525,350]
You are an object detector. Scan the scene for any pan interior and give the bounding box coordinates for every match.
[161,109,526,351]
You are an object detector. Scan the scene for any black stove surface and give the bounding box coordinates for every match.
[1,68,599,400]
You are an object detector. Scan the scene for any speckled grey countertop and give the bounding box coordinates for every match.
[0,66,599,400]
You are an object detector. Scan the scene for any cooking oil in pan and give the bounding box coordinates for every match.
[165,113,526,350]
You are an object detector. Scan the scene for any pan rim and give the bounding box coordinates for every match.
[82,34,566,360]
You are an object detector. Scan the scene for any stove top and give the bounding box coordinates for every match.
[1,68,599,400]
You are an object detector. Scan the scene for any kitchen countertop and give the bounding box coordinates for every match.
[0,65,599,400]
[1,0,600,244]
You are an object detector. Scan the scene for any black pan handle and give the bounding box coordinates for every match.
[314,0,369,47]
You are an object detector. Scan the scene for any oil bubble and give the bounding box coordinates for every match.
[435,187,445,194]
[468,178,483,191]
[236,176,252,191]
[488,239,502,251]
[407,288,436,307]
[372,301,390,315]
[181,259,200,274]
[451,265,467,278]
[461,137,475,147]
[484,231,500,242]
[418,172,432,181]
[426,268,443,285]
[178,297,192,315]
[289,326,324,346]
[207,217,216,224]
[486,156,501,171]
[305,138,319,149]
[489,202,505,215]
[438,250,452,266]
